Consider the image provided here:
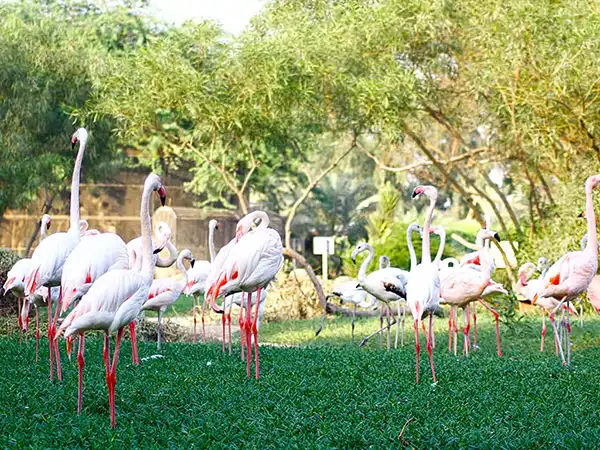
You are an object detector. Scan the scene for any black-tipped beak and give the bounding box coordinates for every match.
[578,211,586,218]
[411,190,418,198]
[190,259,195,268]
[71,139,77,150]
[47,220,51,230]
[153,247,163,255]
[158,186,167,207]
[352,256,356,264]
[494,232,501,241]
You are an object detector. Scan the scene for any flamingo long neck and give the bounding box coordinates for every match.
[584,183,598,256]
[480,238,493,284]
[177,253,188,286]
[209,222,217,262]
[157,240,178,267]
[140,183,155,279]
[434,228,446,265]
[70,136,86,232]
[357,244,375,283]
[421,195,436,264]
[407,226,417,270]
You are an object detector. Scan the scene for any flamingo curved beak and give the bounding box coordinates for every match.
[532,294,538,305]
[579,211,586,218]
[71,136,77,150]
[66,337,73,360]
[158,186,167,206]
[190,259,195,268]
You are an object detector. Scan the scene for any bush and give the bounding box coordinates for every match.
[0,248,22,312]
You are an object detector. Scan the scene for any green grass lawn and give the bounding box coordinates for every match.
[2,313,600,448]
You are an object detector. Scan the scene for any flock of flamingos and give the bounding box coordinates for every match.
[3,128,600,428]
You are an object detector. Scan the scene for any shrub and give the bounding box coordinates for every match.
[0,248,22,312]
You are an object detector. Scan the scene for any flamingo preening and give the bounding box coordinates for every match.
[141,249,195,350]
[206,213,283,379]
[56,173,166,427]
[23,128,88,382]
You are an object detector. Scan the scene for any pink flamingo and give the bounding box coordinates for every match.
[206,215,283,379]
[23,128,88,382]
[587,275,600,314]
[440,229,501,357]
[533,174,600,365]
[127,221,178,271]
[205,211,270,353]
[3,214,52,345]
[406,185,441,384]
[141,249,195,350]
[56,173,166,427]
[184,219,218,343]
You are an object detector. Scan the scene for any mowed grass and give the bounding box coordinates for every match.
[2,313,600,448]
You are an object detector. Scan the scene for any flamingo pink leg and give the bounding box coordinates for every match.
[246,292,253,378]
[448,307,453,352]
[17,297,22,345]
[50,288,63,382]
[414,320,420,384]
[453,306,458,356]
[472,302,478,351]
[227,306,233,356]
[47,288,54,382]
[107,328,124,429]
[129,321,138,365]
[239,293,246,361]
[252,288,261,379]
[540,309,546,352]
[201,295,206,344]
[25,315,29,344]
[549,312,559,355]
[77,334,86,415]
[427,314,437,383]
[221,313,226,353]
[463,305,471,357]
[193,294,197,344]
[35,308,40,364]
[477,299,502,357]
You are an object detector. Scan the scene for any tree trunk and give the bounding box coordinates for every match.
[283,247,326,309]
[534,165,555,206]
[478,166,522,235]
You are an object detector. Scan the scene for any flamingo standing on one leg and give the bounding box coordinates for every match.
[406,185,441,384]
[184,219,218,343]
[206,215,283,379]
[533,174,600,365]
[56,173,166,426]
[141,249,195,350]
[23,128,88,382]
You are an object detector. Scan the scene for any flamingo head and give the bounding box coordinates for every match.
[479,229,501,243]
[412,185,438,200]
[407,222,423,237]
[209,219,219,232]
[158,186,167,206]
[71,128,88,150]
[351,243,370,264]
[379,255,390,269]
[2,277,16,295]
[585,174,600,190]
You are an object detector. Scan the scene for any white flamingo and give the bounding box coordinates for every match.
[127,221,178,271]
[206,215,283,379]
[351,243,408,352]
[141,249,195,350]
[56,173,166,427]
[184,219,218,343]
[406,185,441,384]
[23,128,88,382]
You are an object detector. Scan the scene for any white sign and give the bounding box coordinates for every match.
[313,236,335,255]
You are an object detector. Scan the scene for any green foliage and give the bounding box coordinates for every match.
[0,249,20,308]
[2,316,600,447]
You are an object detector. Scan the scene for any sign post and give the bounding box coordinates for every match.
[313,236,335,281]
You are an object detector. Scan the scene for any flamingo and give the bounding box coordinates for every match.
[127,221,178,271]
[406,185,441,384]
[56,173,166,427]
[514,258,572,353]
[316,280,375,342]
[206,214,283,379]
[205,211,271,354]
[439,229,501,357]
[20,287,60,362]
[141,249,195,350]
[587,275,600,314]
[184,219,218,343]
[351,243,408,351]
[23,127,88,382]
